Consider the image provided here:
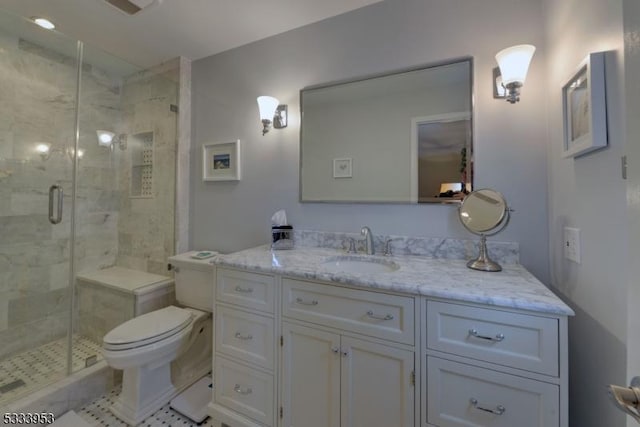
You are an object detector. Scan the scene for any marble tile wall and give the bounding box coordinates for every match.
[0,31,121,358]
[115,60,178,276]
[293,229,520,264]
[0,29,179,360]
[76,282,135,344]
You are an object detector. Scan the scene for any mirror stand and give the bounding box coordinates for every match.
[467,235,502,272]
[458,188,511,273]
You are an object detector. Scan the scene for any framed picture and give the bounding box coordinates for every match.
[333,158,352,178]
[202,140,241,181]
[562,51,608,158]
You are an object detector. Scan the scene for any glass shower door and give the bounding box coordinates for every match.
[0,11,80,405]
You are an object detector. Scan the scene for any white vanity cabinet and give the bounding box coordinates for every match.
[210,268,278,427]
[423,300,567,427]
[280,276,416,427]
[281,322,415,427]
[208,264,568,427]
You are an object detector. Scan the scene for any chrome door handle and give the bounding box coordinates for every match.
[234,332,253,341]
[234,286,254,293]
[468,329,505,342]
[470,398,506,415]
[295,297,318,306]
[234,384,252,395]
[48,185,63,224]
[366,310,394,321]
[331,346,340,353]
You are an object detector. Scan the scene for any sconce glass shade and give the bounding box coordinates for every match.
[96,130,115,146]
[257,96,279,121]
[32,17,55,30]
[36,143,51,155]
[495,44,536,86]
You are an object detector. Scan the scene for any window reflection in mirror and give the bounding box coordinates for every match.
[300,58,473,204]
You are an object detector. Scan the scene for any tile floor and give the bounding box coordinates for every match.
[0,335,103,406]
[77,387,214,426]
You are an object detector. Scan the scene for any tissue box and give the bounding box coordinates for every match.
[271,225,294,250]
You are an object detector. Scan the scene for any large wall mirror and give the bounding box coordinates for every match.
[300,58,473,203]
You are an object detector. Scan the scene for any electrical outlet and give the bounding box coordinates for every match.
[564,227,581,264]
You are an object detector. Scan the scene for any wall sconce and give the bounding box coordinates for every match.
[36,143,52,160]
[493,44,536,104]
[35,142,83,161]
[257,96,287,136]
[96,130,127,150]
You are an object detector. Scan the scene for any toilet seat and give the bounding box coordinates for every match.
[103,306,193,351]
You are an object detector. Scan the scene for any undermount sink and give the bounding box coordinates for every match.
[320,255,400,274]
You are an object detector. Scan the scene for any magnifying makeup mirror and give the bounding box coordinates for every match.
[459,188,511,272]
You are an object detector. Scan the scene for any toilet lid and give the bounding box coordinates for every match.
[103,306,192,347]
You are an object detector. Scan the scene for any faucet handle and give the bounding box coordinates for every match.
[346,238,357,254]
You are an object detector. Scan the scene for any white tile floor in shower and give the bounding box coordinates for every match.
[77,387,215,426]
[0,336,103,407]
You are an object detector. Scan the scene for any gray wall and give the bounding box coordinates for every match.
[191,0,550,283]
[624,0,640,425]
[543,0,628,425]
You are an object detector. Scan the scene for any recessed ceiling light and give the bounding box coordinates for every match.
[32,17,56,30]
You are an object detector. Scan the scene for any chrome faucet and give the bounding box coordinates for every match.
[361,226,374,255]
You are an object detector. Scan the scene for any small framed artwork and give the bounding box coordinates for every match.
[333,158,352,178]
[202,140,241,181]
[562,51,608,158]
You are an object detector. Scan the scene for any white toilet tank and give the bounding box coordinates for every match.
[168,251,217,312]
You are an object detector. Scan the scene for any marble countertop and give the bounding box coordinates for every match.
[214,246,574,316]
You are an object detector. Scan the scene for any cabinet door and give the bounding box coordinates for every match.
[281,322,341,427]
[341,336,415,427]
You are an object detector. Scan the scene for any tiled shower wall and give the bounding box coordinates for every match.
[0,29,178,359]
[115,61,178,275]
[0,31,121,359]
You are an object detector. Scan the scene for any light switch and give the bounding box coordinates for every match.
[564,227,581,264]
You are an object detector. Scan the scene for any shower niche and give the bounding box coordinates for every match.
[130,131,154,198]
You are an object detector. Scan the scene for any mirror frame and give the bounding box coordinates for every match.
[299,56,475,204]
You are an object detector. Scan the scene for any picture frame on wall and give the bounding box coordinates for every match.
[333,158,353,178]
[562,51,608,158]
[202,140,241,181]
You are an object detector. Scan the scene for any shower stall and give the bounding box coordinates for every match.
[0,8,180,408]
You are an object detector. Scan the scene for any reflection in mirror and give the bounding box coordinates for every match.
[459,189,510,272]
[300,58,472,203]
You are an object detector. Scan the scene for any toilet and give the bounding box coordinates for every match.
[102,252,216,426]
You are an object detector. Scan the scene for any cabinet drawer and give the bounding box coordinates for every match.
[214,356,274,426]
[216,306,275,370]
[426,300,558,376]
[427,357,559,427]
[282,278,414,345]
[217,268,276,314]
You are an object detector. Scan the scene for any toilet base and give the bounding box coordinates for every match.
[110,362,178,426]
